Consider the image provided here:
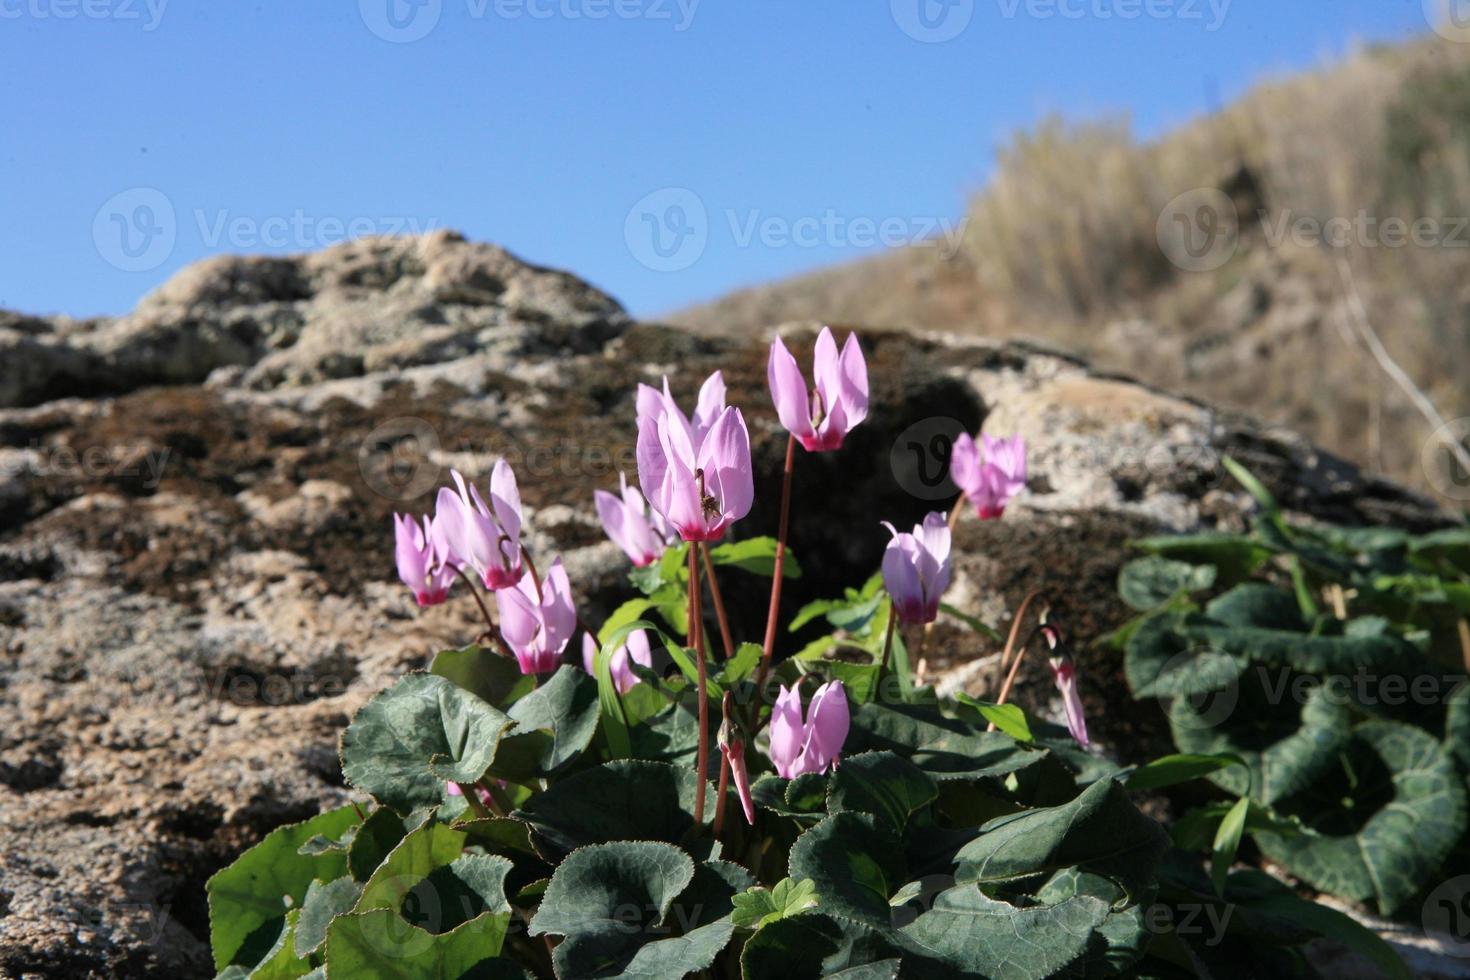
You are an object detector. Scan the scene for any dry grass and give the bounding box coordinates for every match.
[671,36,1470,507]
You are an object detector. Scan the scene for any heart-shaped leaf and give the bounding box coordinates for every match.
[324,909,530,979]
[788,812,906,927]
[207,805,360,971]
[739,914,904,980]
[826,751,938,834]
[340,673,515,814]
[1254,721,1468,915]
[1119,556,1217,611]
[955,779,1169,904]
[514,760,707,859]
[846,702,1045,782]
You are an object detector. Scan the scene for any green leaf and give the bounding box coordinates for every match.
[528,842,736,980]
[1123,753,1244,792]
[708,536,801,579]
[340,673,516,814]
[1123,609,1244,700]
[1235,890,1411,980]
[429,646,536,708]
[599,598,657,642]
[846,701,1045,782]
[295,876,361,958]
[324,909,530,979]
[730,878,819,930]
[750,773,828,821]
[1255,721,1468,914]
[939,603,1005,642]
[346,807,410,883]
[494,665,600,779]
[954,695,1034,743]
[954,779,1169,904]
[1222,456,1280,515]
[898,884,1110,980]
[826,751,939,834]
[718,642,763,686]
[1169,668,1353,805]
[355,822,513,941]
[739,914,904,980]
[515,760,707,859]
[207,805,360,971]
[1210,797,1250,897]
[1118,557,1218,611]
[1133,532,1275,582]
[244,908,311,980]
[789,813,905,927]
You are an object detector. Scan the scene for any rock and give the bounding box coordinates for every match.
[0,236,1453,977]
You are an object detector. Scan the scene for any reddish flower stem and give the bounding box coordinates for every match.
[989,590,1046,730]
[753,434,797,715]
[701,543,736,662]
[947,490,968,530]
[689,545,710,824]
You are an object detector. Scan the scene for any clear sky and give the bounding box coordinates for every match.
[0,0,1443,320]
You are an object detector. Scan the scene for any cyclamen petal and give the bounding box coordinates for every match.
[765,682,850,779]
[881,514,952,625]
[636,378,753,543]
[498,558,577,675]
[393,513,454,606]
[950,431,1027,520]
[767,326,869,452]
[596,473,672,567]
[439,467,525,590]
[581,629,653,694]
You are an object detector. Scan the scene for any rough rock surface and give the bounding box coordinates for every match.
[0,234,1456,977]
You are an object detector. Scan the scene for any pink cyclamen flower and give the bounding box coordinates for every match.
[446,781,495,806]
[498,557,577,675]
[581,629,654,694]
[636,376,754,543]
[950,432,1027,520]
[594,472,674,567]
[768,326,869,452]
[436,462,524,590]
[767,681,850,779]
[393,512,457,606]
[1042,622,1089,747]
[881,513,953,626]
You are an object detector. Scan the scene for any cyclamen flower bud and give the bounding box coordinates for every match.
[1042,622,1089,747]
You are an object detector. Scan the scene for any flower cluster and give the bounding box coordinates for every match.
[394,323,1086,833]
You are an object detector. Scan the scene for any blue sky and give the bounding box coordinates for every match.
[0,0,1442,319]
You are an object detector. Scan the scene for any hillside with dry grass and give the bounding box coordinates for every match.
[672,36,1470,506]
